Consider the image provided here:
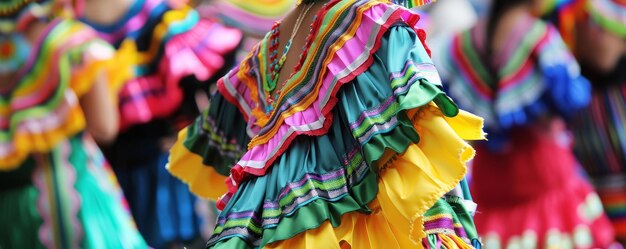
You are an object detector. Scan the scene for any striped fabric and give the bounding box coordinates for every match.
[0,19,110,169]
[0,0,52,32]
[215,0,439,209]
[208,148,369,247]
[572,84,626,237]
[438,16,590,134]
[574,85,626,175]
[587,0,626,38]
[393,0,436,8]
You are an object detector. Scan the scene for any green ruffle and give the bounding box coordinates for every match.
[206,107,376,247]
[340,26,458,165]
[183,93,250,175]
[211,171,378,248]
[198,25,474,249]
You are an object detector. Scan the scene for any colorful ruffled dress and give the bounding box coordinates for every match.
[79,0,242,247]
[545,0,626,240]
[0,18,147,248]
[436,15,616,248]
[168,0,486,248]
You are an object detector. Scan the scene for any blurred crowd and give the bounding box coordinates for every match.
[0,0,625,248]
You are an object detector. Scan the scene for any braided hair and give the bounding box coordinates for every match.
[299,0,321,4]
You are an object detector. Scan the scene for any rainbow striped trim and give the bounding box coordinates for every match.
[393,0,436,8]
[32,142,83,249]
[0,19,106,169]
[442,18,587,131]
[573,85,626,175]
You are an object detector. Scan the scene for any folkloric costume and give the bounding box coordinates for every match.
[436,14,616,248]
[168,0,486,248]
[78,0,243,247]
[546,0,626,240]
[0,0,146,248]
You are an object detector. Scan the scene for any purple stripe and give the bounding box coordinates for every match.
[263,202,279,209]
[349,96,396,130]
[424,217,455,231]
[393,73,420,95]
[278,169,346,200]
[454,226,469,239]
[390,60,415,79]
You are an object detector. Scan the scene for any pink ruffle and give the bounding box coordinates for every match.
[161,19,242,87]
[118,19,241,130]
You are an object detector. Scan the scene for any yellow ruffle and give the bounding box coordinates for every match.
[71,41,136,103]
[0,103,86,171]
[265,104,483,248]
[167,127,229,200]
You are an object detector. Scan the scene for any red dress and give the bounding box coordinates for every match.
[472,120,615,248]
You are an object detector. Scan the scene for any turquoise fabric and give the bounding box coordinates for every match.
[0,133,147,249]
[183,26,475,249]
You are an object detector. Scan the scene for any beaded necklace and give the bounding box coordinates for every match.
[263,3,317,114]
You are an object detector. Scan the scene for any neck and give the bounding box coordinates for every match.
[489,4,532,55]
[83,0,134,24]
[23,21,48,44]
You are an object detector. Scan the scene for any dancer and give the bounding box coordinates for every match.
[545,0,626,243]
[80,0,242,247]
[0,0,147,248]
[168,0,486,248]
[435,0,617,247]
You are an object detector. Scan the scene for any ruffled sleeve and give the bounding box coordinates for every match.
[70,39,132,103]
[168,92,251,200]
[340,26,483,165]
[337,25,485,246]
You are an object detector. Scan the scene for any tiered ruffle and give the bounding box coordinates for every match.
[169,1,485,248]
[0,19,126,170]
[81,0,243,130]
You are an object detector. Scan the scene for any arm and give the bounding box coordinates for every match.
[80,73,120,145]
